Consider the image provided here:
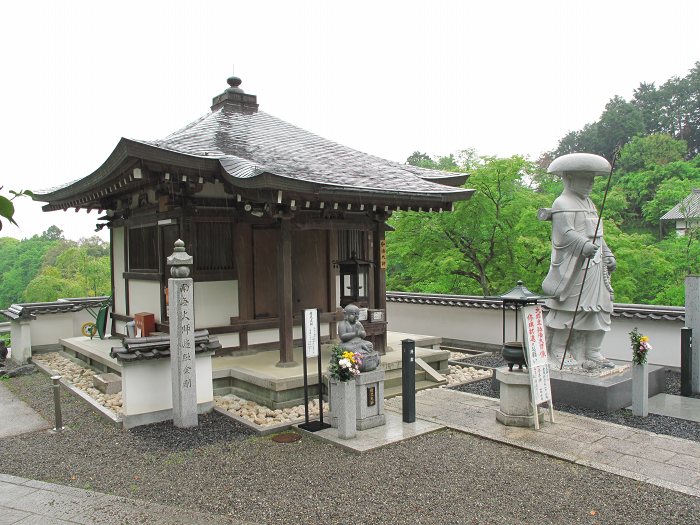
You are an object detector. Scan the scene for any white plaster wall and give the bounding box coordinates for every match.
[217,333,240,349]
[112,227,126,315]
[114,320,126,337]
[71,310,96,338]
[30,314,74,345]
[122,354,214,416]
[387,302,504,346]
[248,328,279,345]
[128,281,162,323]
[387,301,684,368]
[194,280,238,328]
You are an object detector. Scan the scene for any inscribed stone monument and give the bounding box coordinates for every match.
[167,240,198,428]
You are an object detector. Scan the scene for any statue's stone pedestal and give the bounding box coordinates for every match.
[493,362,666,411]
[330,369,386,433]
[495,367,544,428]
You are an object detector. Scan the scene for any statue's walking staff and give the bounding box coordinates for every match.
[560,148,620,370]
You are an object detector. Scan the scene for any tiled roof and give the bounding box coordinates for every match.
[110,330,221,362]
[0,297,111,321]
[34,81,473,210]
[386,292,685,322]
[660,189,700,220]
[139,107,471,198]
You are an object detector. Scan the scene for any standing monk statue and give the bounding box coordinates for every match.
[542,153,616,370]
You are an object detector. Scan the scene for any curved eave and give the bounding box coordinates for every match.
[35,138,221,210]
[418,173,469,187]
[217,168,474,208]
[35,137,474,211]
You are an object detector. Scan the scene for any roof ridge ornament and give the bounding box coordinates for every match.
[226,76,244,94]
[211,75,259,113]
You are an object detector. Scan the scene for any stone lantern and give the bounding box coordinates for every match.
[491,281,547,371]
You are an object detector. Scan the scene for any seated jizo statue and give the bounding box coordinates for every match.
[542,153,616,370]
[337,304,380,372]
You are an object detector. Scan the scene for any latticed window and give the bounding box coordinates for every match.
[338,230,367,261]
[194,221,235,273]
[128,225,158,271]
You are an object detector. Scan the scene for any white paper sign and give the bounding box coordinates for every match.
[358,308,368,321]
[522,304,552,405]
[304,308,319,358]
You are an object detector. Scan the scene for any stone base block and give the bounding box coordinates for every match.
[496,408,544,428]
[495,367,544,428]
[93,373,122,394]
[357,413,386,430]
[330,369,386,432]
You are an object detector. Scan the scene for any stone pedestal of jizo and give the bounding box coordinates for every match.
[330,369,386,432]
[495,367,544,428]
[329,378,356,439]
[354,369,386,430]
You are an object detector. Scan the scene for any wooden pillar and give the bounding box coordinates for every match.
[234,223,253,352]
[328,230,339,337]
[277,218,295,366]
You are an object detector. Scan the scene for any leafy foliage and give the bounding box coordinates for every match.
[388,154,551,296]
[549,62,700,161]
[389,140,699,306]
[0,228,111,309]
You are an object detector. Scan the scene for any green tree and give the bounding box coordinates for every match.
[388,155,549,295]
[617,134,687,174]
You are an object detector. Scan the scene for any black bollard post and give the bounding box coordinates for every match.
[51,375,64,432]
[681,327,692,397]
[402,339,416,423]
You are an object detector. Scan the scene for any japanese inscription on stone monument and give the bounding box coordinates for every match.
[167,239,198,428]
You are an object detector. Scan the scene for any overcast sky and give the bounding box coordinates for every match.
[1,0,698,241]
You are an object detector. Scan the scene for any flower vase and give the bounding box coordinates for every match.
[631,362,648,417]
[331,378,357,439]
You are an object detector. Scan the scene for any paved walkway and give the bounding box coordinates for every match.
[0,473,254,524]
[384,389,700,498]
[0,382,50,437]
[0,382,254,525]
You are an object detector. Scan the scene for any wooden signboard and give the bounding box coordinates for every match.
[521,304,554,429]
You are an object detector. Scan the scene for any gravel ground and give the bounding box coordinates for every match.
[450,354,700,442]
[2,373,700,525]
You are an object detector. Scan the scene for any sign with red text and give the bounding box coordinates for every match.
[522,304,552,405]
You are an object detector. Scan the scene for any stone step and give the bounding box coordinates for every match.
[383,367,429,389]
[384,379,440,399]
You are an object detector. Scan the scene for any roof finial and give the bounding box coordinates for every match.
[226,76,243,94]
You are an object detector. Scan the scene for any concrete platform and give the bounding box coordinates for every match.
[549,362,666,411]
[644,393,700,423]
[55,332,447,409]
[297,410,443,453]
[211,332,448,408]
